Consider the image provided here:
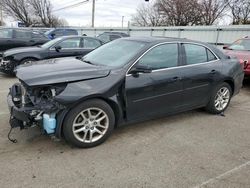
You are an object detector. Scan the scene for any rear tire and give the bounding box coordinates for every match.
[206,82,232,114]
[63,99,115,148]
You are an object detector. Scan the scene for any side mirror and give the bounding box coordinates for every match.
[129,64,152,75]
[55,46,62,52]
[223,45,229,50]
[50,33,55,39]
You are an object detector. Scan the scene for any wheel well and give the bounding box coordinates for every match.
[70,97,121,128]
[224,80,234,95]
[20,57,39,63]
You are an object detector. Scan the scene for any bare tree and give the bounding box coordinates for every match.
[131,3,164,26]
[29,0,61,27]
[229,0,250,24]
[51,17,69,27]
[155,0,202,26]
[199,0,229,25]
[2,0,34,26]
[2,0,67,27]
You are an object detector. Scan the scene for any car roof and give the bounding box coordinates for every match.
[103,32,129,36]
[121,36,190,43]
[121,37,228,59]
[0,28,32,31]
[56,35,101,40]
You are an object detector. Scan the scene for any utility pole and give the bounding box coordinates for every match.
[91,0,95,27]
[121,16,124,28]
[0,4,3,26]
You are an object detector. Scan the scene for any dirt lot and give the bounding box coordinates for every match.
[0,73,250,188]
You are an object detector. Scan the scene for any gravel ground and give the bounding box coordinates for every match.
[0,72,250,188]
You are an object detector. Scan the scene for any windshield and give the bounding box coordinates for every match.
[82,39,147,67]
[41,37,63,48]
[229,39,250,51]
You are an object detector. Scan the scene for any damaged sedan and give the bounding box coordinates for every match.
[7,37,244,148]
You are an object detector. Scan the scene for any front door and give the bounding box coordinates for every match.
[125,43,183,120]
[48,37,83,59]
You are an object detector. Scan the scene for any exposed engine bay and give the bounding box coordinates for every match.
[8,81,66,133]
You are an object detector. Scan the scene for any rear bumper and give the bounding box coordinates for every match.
[233,71,244,96]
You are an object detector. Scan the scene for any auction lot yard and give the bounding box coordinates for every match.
[0,73,250,188]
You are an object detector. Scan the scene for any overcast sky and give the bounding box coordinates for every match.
[51,0,149,27]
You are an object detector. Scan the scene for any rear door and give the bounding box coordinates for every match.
[180,43,222,108]
[125,43,183,120]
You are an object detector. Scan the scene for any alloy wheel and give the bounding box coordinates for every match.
[214,87,230,111]
[72,108,109,143]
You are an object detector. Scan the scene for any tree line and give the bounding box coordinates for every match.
[0,0,68,27]
[132,0,250,26]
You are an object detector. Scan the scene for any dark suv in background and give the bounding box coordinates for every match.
[45,28,78,39]
[0,28,49,53]
[97,32,130,43]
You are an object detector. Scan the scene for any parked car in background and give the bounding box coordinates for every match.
[0,28,49,53]
[0,36,103,75]
[223,36,250,76]
[45,28,78,39]
[8,37,244,148]
[97,32,130,43]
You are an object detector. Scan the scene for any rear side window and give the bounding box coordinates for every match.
[207,49,217,61]
[15,30,31,39]
[183,44,217,65]
[138,43,178,70]
[97,34,109,43]
[110,35,121,41]
[84,38,102,49]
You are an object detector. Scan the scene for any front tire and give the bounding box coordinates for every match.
[206,82,232,114]
[20,58,37,65]
[63,99,115,148]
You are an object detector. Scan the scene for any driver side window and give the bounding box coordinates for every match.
[138,43,178,70]
[58,38,81,49]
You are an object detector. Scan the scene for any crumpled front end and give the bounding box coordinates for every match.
[7,81,67,135]
[0,56,15,75]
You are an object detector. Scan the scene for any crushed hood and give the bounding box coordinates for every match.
[16,58,110,86]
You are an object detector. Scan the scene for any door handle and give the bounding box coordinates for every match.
[172,76,181,81]
[210,70,217,74]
